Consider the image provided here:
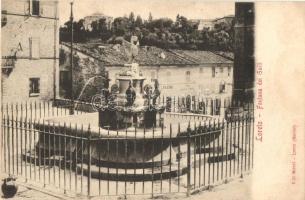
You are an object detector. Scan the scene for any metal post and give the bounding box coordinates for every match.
[69,1,74,115]
[187,122,191,196]
[87,125,91,197]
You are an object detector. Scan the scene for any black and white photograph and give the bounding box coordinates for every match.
[1,1,304,200]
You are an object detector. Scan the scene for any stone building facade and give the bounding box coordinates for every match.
[59,43,233,101]
[1,0,59,103]
[106,57,232,98]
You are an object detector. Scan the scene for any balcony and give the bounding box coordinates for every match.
[2,56,16,76]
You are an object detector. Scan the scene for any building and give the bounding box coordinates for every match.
[189,19,214,31]
[197,19,215,30]
[165,50,233,97]
[1,0,59,103]
[191,15,235,31]
[83,12,113,31]
[59,42,233,101]
[214,15,235,25]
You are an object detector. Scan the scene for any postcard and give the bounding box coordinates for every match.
[1,1,304,199]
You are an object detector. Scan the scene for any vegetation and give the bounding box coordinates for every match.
[60,12,234,51]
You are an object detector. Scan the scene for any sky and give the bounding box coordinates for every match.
[59,0,235,26]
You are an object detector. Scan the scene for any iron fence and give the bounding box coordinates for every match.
[1,95,242,120]
[1,100,254,198]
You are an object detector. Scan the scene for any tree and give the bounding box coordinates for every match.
[148,12,153,22]
[112,17,129,36]
[135,15,143,28]
[97,18,112,41]
[129,12,135,29]
[59,12,234,52]
[91,20,99,37]
[129,12,135,22]
[60,19,87,43]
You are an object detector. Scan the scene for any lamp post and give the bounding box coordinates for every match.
[69,1,74,115]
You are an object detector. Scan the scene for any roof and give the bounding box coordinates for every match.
[214,15,235,22]
[170,50,233,64]
[214,51,234,61]
[61,42,233,66]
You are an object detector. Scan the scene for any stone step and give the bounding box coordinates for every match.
[22,151,188,182]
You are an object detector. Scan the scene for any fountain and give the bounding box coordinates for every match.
[29,35,222,181]
[98,62,165,130]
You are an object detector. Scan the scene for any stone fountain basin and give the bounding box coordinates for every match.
[34,112,221,168]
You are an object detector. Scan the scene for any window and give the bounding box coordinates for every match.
[219,81,226,93]
[1,10,7,27]
[166,71,171,77]
[30,37,40,59]
[29,78,40,97]
[32,0,40,16]
[228,66,232,77]
[199,68,204,73]
[185,71,191,82]
[212,67,216,78]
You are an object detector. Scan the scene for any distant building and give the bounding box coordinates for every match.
[59,42,233,100]
[191,15,235,31]
[189,19,214,31]
[83,12,113,31]
[214,15,235,25]
[1,0,59,103]
[198,19,215,30]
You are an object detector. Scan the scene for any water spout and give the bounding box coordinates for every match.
[75,75,105,109]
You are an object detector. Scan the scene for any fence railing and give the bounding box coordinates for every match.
[1,101,254,198]
[1,96,250,121]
